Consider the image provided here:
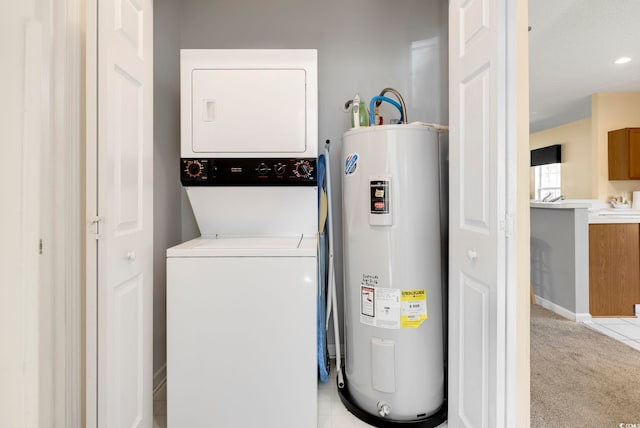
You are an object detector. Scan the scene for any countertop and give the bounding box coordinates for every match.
[530,201,591,209]
[530,200,640,224]
[588,209,640,224]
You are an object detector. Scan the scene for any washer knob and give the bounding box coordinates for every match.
[293,160,313,178]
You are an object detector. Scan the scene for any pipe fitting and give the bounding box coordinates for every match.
[377,402,391,418]
[377,87,407,124]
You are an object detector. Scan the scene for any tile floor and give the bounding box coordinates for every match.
[582,316,640,351]
[153,362,448,428]
[154,316,640,427]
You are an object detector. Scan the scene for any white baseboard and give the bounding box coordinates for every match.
[534,295,580,321]
[575,312,592,323]
[153,363,167,394]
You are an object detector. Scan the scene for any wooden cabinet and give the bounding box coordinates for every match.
[589,223,640,316]
[608,127,640,180]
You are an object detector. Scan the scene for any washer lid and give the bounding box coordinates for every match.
[166,234,317,257]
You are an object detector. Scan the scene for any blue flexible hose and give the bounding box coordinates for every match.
[316,154,330,383]
[369,95,404,125]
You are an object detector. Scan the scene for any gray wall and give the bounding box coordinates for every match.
[154,0,448,380]
[530,207,589,315]
[153,0,183,384]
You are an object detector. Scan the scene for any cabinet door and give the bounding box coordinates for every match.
[589,224,640,316]
[608,128,630,180]
[629,129,640,178]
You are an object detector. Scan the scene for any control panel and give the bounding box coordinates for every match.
[180,158,317,186]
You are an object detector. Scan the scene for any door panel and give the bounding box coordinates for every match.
[111,274,144,427]
[459,274,489,427]
[461,67,490,231]
[449,0,506,426]
[97,0,152,427]
[113,66,143,234]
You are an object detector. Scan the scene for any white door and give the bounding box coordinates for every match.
[448,0,512,426]
[94,0,153,426]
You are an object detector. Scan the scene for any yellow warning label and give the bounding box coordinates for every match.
[400,289,427,328]
[401,289,425,300]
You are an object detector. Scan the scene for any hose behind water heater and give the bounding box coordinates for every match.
[324,140,344,388]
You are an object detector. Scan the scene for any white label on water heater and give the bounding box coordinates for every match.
[360,285,400,329]
[369,177,392,226]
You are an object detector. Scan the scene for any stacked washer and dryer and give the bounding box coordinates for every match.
[166,50,318,428]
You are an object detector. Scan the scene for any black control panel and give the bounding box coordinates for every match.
[180,158,317,186]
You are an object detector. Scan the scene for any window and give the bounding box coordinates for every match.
[534,163,561,200]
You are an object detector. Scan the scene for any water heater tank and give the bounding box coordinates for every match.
[340,124,446,425]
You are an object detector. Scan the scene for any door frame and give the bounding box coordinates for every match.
[77,2,530,427]
[505,0,530,425]
[52,1,84,425]
[85,0,99,426]
[35,0,84,425]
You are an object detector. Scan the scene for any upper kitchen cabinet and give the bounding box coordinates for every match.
[608,128,640,180]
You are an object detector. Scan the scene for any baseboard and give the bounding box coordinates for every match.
[575,312,592,323]
[153,363,167,394]
[534,295,577,321]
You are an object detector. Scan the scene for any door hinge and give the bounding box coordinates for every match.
[39,239,43,255]
[90,216,104,240]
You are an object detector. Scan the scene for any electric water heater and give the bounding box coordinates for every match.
[340,124,446,425]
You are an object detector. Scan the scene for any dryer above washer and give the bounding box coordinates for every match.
[180,49,318,159]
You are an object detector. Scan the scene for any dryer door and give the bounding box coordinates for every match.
[191,68,307,154]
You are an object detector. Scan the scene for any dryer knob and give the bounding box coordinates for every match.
[274,163,286,176]
[186,160,203,178]
[257,163,270,176]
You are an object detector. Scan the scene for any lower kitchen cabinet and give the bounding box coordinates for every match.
[589,223,640,316]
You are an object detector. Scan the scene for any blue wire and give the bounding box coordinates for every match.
[369,95,404,125]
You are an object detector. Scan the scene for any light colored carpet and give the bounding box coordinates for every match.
[531,304,640,427]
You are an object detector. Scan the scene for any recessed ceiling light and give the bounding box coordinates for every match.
[614,57,632,65]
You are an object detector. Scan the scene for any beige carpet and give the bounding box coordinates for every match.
[531,304,640,427]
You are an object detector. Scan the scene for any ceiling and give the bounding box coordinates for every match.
[529,0,640,133]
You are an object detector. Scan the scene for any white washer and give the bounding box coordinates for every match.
[167,235,317,428]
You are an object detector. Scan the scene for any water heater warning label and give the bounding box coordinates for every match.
[361,286,375,317]
[360,285,400,329]
[360,286,427,329]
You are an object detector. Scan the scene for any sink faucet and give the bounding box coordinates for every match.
[548,195,564,202]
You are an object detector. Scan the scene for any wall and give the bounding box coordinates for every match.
[153,0,184,387]
[530,208,589,316]
[0,1,48,426]
[529,118,591,199]
[154,0,449,358]
[592,92,640,201]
